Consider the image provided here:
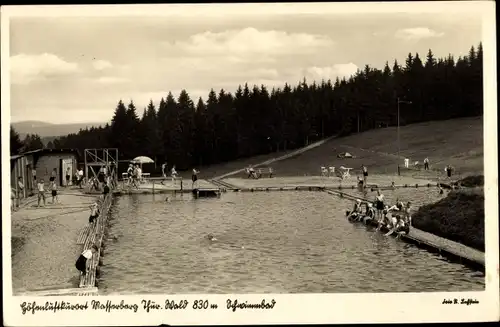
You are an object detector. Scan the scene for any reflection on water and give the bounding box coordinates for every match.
[99,192,483,294]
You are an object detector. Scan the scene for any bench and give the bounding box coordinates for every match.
[338,166,352,180]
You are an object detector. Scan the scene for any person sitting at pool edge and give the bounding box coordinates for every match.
[377,205,391,230]
[346,199,362,221]
[363,203,376,224]
[353,199,362,216]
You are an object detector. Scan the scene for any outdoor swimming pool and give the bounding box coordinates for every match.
[98,191,483,294]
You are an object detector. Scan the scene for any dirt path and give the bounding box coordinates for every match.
[10,190,98,294]
[214,136,336,180]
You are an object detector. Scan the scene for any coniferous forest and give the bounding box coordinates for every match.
[11,44,483,171]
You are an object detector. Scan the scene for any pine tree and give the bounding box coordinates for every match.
[10,126,24,155]
[43,43,483,168]
[22,134,44,152]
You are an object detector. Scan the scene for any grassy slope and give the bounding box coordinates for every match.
[187,116,482,180]
[263,116,483,179]
[412,187,484,251]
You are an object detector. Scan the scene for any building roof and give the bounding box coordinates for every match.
[22,148,80,156]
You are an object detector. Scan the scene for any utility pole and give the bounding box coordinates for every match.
[357,110,360,133]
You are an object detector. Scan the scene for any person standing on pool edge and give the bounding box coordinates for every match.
[445,165,453,179]
[361,165,368,186]
[375,190,385,221]
[37,178,46,207]
[191,168,199,188]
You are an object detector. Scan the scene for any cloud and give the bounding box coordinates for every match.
[92,59,113,71]
[95,76,130,84]
[306,63,359,80]
[395,27,444,40]
[171,27,333,58]
[10,53,80,85]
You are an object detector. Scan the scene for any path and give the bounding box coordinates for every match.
[214,135,336,180]
[11,189,99,294]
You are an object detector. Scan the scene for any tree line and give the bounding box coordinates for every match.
[10,43,483,171]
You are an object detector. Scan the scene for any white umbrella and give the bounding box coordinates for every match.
[131,156,155,176]
[131,156,154,164]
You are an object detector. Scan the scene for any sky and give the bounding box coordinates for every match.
[6,4,484,124]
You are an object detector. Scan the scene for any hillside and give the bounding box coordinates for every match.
[412,185,484,251]
[227,116,483,179]
[12,121,106,138]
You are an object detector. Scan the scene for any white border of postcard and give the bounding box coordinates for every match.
[2,2,499,325]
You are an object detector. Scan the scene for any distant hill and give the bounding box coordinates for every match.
[12,120,106,139]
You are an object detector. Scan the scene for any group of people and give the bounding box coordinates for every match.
[125,163,144,188]
[246,166,273,179]
[161,163,178,184]
[160,163,201,188]
[75,181,112,277]
[348,190,412,237]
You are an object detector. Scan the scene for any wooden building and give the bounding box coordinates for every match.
[11,149,80,196]
[10,154,33,198]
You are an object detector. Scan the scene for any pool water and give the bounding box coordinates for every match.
[98,192,483,294]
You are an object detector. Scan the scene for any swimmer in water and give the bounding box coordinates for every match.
[207,234,217,241]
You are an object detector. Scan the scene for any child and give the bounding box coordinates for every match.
[361,165,368,185]
[51,180,59,204]
[89,202,99,224]
[75,245,98,276]
[37,179,46,207]
[11,188,16,211]
[171,165,178,184]
[65,167,71,187]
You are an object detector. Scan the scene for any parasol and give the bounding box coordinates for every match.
[130,156,155,172]
[131,156,154,164]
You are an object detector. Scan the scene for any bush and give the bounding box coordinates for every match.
[412,190,484,251]
[455,175,484,188]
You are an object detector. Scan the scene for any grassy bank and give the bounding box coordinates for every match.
[257,116,483,178]
[412,182,484,251]
[454,175,484,188]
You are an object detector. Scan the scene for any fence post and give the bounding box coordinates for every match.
[152,180,155,194]
[180,178,183,192]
